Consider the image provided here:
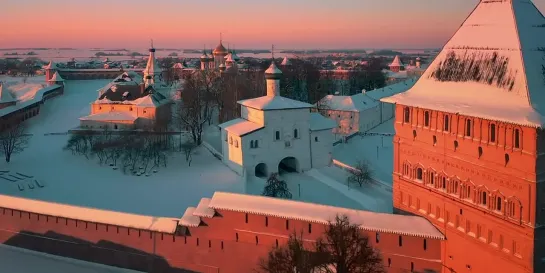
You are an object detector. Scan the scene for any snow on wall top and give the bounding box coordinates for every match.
[238,96,313,111]
[382,0,545,127]
[180,207,201,227]
[0,194,179,233]
[193,198,215,218]
[219,118,264,137]
[309,113,337,131]
[320,93,379,113]
[366,79,417,101]
[208,192,444,240]
[0,83,16,104]
[49,71,64,82]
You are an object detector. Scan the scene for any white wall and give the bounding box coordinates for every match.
[221,130,244,175]
[358,105,381,132]
[310,129,334,169]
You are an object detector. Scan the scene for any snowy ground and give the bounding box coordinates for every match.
[0,244,143,273]
[0,80,244,218]
[333,120,395,185]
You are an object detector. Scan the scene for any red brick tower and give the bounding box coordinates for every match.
[382,1,545,272]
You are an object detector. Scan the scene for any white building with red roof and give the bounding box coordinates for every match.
[219,60,336,177]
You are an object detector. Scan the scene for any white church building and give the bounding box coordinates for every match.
[219,60,336,177]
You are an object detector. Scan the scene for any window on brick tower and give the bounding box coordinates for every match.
[465,119,472,137]
[404,107,410,123]
[481,191,488,206]
[444,115,450,131]
[424,111,430,127]
[514,129,521,149]
[441,177,447,190]
[428,172,435,186]
[490,124,496,143]
[496,197,502,211]
[416,168,423,181]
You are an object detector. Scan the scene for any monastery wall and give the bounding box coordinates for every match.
[0,195,444,273]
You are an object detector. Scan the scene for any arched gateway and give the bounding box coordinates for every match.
[278,157,299,174]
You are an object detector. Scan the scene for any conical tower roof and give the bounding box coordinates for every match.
[49,71,64,82]
[281,56,291,66]
[0,83,16,104]
[265,61,282,75]
[389,55,403,67]
[144,41,162,77]
[383,0,545,127]
[43,61,57,70]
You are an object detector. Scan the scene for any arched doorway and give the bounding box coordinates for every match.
[278,157,299,174]
[255,163,268,178]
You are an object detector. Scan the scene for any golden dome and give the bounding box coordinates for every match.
[213,43,228,54]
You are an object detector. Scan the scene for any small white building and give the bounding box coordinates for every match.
[318,79,417,135]
[219,60,336,177]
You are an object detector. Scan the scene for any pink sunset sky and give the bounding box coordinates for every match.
[3,0,545,49]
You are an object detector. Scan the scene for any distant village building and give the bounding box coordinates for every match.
[318,79,416,135]
[78,44,172,132]
[219,59,336,177]
[78,72,171,131]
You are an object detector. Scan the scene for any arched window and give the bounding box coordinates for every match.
[481,191,488,206]
[398,236,403,247]
[254,140,259,148]
[478,147,483,158]
[441,177,447,190]
[428,172,435,186]
[490,124,496,143]
[314,137,319,142]
[444,115,450,131]
[234,140,239,148]
[496,197,502,211]
[462,184,472,200]
[514,129,521,149]
[424,111,430,127]
[229,136,233,144]
[416,168,423,181]
[404,107,410,123]
[275,131,280,140]
[376,233,380,243]
[250,140,254,148]
[465,119,472,137]
[294,129,299,139]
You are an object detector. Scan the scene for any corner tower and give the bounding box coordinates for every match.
[382,1,545,272]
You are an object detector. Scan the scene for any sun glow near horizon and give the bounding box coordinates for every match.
[3,0,545,49]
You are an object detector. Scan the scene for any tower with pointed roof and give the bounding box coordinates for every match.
[143,40,163,86]
[43,61,58,81]
[48,71,65,87]
[382,1,545,272]
[388,55,404,72]
[200,47,210,71]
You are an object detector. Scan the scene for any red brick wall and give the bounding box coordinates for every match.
[392,104,536,273]
[0,204,444,273]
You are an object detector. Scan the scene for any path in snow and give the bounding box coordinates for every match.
[0,80,244,218]
[333,119,395,185]
[0,244,143,273]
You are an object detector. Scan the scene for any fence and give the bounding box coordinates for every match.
[332,159,393,192]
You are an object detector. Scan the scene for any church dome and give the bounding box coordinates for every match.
[213,43,228,55]
[200,51,209,60]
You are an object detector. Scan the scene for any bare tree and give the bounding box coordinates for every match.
[175,70,217,145]
[181,140,197,166]
[315,215,384,273]
[0,123,31,163]
[262,173,292,199]
[347,161,373,187]
[258,232,322,273]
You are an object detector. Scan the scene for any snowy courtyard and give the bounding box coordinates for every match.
[333,120,395,186]
[0,80,244,218]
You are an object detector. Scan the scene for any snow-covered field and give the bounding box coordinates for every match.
[0,80,244,218]
[0,244,143,273]
[333,120,395,185]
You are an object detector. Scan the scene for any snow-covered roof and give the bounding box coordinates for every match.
[239,96,313,111]
[281,56,292,66]
[0,83,16,104]
[310,113,336,131]
[180,207,201,227]
[265,61,282,75]
[389,55,404,67]
[208,192,444,240]
[79,112,138,122]
[383,0,545,128]
[219,118,264,136]
[366,79,416,101]
[0,194,179,233]
[320,92,379,112]
[193,198,215,218]
[0,85,61,117]
[48,71,64,82]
